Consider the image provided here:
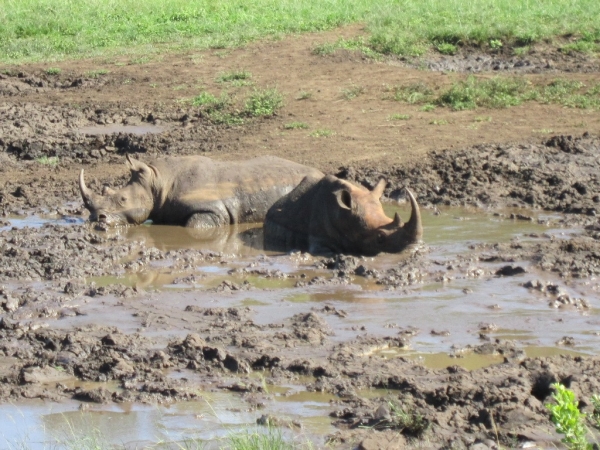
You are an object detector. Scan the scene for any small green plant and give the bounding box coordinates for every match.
[546,383,591,450]
[217,70,253,86]
[342,85,364,100]
[392,83,434,104]
[514,46,531,56]
[244,88,284,117]
[36,156,59,166]
[284,122,308,130]
[436,42,457,55]
[591,394,600,429]
[45,67,61,75]
[296,91,312,100]
[388,113,411,120]
[421,104,436,111]
[226,427,294,450]
[489,39,503,50]
[192,91,229,110]
[309,129,334,138]
[86,69,109,78]
[474,116,492,122]
[312,42,336,56]
[429,119,448,125]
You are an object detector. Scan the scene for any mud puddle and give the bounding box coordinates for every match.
[0,385,333,449]
[52,205,599,356]
[78,124,167,136]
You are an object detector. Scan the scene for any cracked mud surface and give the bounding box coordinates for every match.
[1,25,600,449]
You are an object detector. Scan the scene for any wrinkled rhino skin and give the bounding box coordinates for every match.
[80,155,323,227]
[264,174,423,256]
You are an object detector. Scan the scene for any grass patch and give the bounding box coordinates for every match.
[429,119,448,125]
[341,85,364,100]
[312,36,381,59]
[5,0,599,63]
[388,113,411,120]
[435,42,457,55]
[217,70,253,86]
[309,129,334,137]
[45,67,61,75]
[392,83,434,104]
[85,69,109,78]
[226,428,296,450]
[36,156,59,166]
[244,88,284,117]
[191,87,283,124]
[284,122,309,129]
[391,76,600,110]
[296,91,312,100]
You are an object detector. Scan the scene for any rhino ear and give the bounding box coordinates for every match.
[337,190,352,210]
[126,154,153,179]
[102,186,116,196]
[372,179,387,198]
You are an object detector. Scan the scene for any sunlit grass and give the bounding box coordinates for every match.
[1,0,599,63]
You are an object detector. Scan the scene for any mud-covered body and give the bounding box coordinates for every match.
[264,174,422,255]
[80,155,323,227]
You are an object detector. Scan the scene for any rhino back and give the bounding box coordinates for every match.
[151,156,322,225]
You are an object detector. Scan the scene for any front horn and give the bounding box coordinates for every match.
[404,188,423,241]
[79,169,96,207]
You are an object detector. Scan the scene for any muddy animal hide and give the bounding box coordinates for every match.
[264,174,422,256]
[80,155,323,227]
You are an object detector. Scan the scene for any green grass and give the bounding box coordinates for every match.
[217,70,253,86]
[284,121,309,129]
[309,129,334,137]
[190,87,282,124]
[45,67,61,75]
[36,156,59,166]
[86,69,109,78]
[391,76,600,110]
[341,84,364,100]
[244,88,283,117]
[388,113,411,120]
[1,0,599,63]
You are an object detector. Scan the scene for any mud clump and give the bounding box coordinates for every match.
[340,132,600,215]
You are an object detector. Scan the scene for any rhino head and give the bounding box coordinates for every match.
[324,177,422,255]
[79,155,156,226]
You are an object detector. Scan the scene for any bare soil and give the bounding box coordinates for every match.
[1,25,600,449]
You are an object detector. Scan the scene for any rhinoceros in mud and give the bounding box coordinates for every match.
[79,155,323,228]
[264,174,423,256]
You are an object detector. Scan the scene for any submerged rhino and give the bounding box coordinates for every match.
[79,155,323,227]
[264,175,422,255]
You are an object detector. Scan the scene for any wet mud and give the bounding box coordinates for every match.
[2,32,600,448]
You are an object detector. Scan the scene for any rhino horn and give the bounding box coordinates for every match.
[79,169,96,206]
[372,179,387,199]
[403,188,423,241]
[392,212,402,227]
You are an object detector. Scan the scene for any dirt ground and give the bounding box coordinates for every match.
[2,25,600,449]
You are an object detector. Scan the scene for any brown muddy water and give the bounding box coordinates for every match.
[1,205,597,448]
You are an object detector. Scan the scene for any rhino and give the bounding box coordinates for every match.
[79,155,323,228]
[264,174,423,255]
